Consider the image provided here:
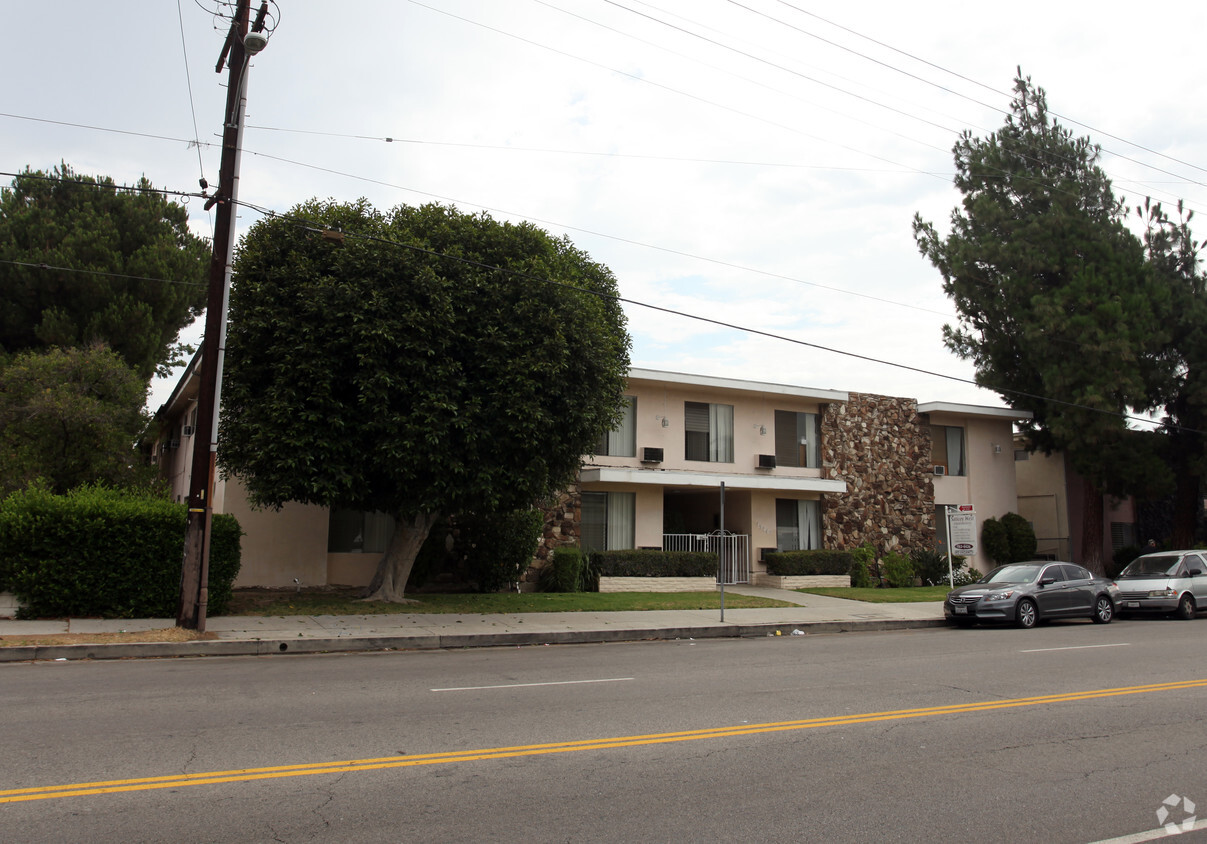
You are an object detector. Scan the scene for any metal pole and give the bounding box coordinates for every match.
[178,1,252,631]
[945,505,955,588]
[719,481,725,622]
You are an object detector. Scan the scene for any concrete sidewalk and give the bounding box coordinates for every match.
[0,586,947,662]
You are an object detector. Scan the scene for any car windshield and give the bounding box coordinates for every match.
[978,564,1044,584]
[1119,555,1181,578]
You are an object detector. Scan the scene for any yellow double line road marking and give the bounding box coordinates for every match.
[5,678,1206,804]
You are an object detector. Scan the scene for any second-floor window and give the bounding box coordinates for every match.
[685,401,733,463]
[774,410,819,468]
[931,425,966,476]
[595,396,636,457]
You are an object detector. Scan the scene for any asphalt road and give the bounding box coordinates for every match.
[5,619,1207,843]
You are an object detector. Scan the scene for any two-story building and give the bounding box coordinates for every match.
[151,362,1028,588]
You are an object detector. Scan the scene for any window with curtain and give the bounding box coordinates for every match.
[594,396,637,457]
[581,491,635,552]
[685,401,733,463]
[774,410,820,468]
[328,510,396,553]
[930,425,966,476]
[775,498,822,551]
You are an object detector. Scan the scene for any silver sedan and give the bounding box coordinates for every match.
[944,561,1118,628]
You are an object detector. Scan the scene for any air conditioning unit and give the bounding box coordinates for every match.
[182,425,195,437]
[933,465,946,476]
[169,439,181,450]
[758,454,776,469]
[642,447,664,463]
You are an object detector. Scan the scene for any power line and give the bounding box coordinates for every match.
[235,198,1192,434]
[0,259,206,288]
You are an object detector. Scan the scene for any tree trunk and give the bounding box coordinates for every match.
[1081,477,1105,574]
[1170,466,1201,550]
[362,511,441,602]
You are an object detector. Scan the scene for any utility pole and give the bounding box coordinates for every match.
[178,0,268,630]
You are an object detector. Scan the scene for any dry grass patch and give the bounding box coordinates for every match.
[0,628,216,648]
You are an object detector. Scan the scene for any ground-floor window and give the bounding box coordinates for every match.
[328,509,395,553]
[775,498,821,551]
[581,491,635,552]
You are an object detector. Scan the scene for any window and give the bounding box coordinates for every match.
[581,492,635,553]
[595,396,637,457]
[774,410,820,468]
[930,425,966,476]
[1110,522,1137,551]
[685,401,733,462]
[328,510,395,553]
[775,498,821,551]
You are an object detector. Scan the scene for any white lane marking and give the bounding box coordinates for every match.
[432,677,635,692]
[1089,816,1207,842]
[1020,643,1131,653]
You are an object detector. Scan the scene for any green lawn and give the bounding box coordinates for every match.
[796,586,949,603]
[225,588,797,617]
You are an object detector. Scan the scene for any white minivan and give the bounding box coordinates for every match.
[1115,551,1207,619]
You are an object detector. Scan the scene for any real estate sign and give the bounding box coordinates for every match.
[949,506,977,557]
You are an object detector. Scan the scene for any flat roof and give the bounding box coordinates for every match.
[917,401,1032,421]
[628,368,848,403]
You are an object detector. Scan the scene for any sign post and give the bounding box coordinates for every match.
[947,505,977,587]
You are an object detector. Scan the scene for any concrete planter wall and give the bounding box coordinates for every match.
[752,573,850,589]
[598,576,717,593]
[0,592,23,619]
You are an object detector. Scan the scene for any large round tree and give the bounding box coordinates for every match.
[220,200,631,600]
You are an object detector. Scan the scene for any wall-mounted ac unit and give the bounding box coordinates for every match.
[182,425,195,437]
[758,454,776,469]
[642,447,664,463]
[933,465,946,476]
[169,439,181,450]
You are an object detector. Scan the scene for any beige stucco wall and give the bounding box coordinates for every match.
[584,378,828,480]
[929,413,1020,572]
[1014,443,1070,560]
[219,479,330,588]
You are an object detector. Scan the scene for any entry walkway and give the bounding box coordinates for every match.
[0,587,946,662]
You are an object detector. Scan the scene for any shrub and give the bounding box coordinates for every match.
[0,483,241,618]
[849,543,876,587]
[951,558,980,587]
[544,547,584,592]
[1110,545,1141,579]
[592,549,717,578]
[456,508,543,593]
[911,548,948,586]
[881,551,915,588]
[982,517,1010,565]
[1001,512,1037,561]
[763,550,853,576]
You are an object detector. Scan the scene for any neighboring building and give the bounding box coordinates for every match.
[151,361,1028,587]
[1013,435,1138,563]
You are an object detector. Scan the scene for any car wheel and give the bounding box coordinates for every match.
[1015,598,1038,629]
[1092,594,1114,624]
[1176,594,1196,620]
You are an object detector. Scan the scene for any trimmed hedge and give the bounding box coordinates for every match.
[0,484,242,618]
[763,550,853,576]
[592,549,717,578]
[456,508,542,593]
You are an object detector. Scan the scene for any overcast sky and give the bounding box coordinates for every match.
[5,1,1206,413]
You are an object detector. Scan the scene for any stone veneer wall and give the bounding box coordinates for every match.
[529,482,582,583]
[821,393,935,555]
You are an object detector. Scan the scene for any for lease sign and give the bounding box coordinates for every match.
[949,509,977,557]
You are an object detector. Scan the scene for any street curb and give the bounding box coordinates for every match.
[0,618,947,662]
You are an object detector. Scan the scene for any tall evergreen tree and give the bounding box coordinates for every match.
[913,73,1169,572]
[0,164,210,381]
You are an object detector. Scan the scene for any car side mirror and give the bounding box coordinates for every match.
[1190,569,1203,577]
[1040,577,1057,586]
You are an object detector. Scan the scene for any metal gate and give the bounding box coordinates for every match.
[663,530,750,584]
